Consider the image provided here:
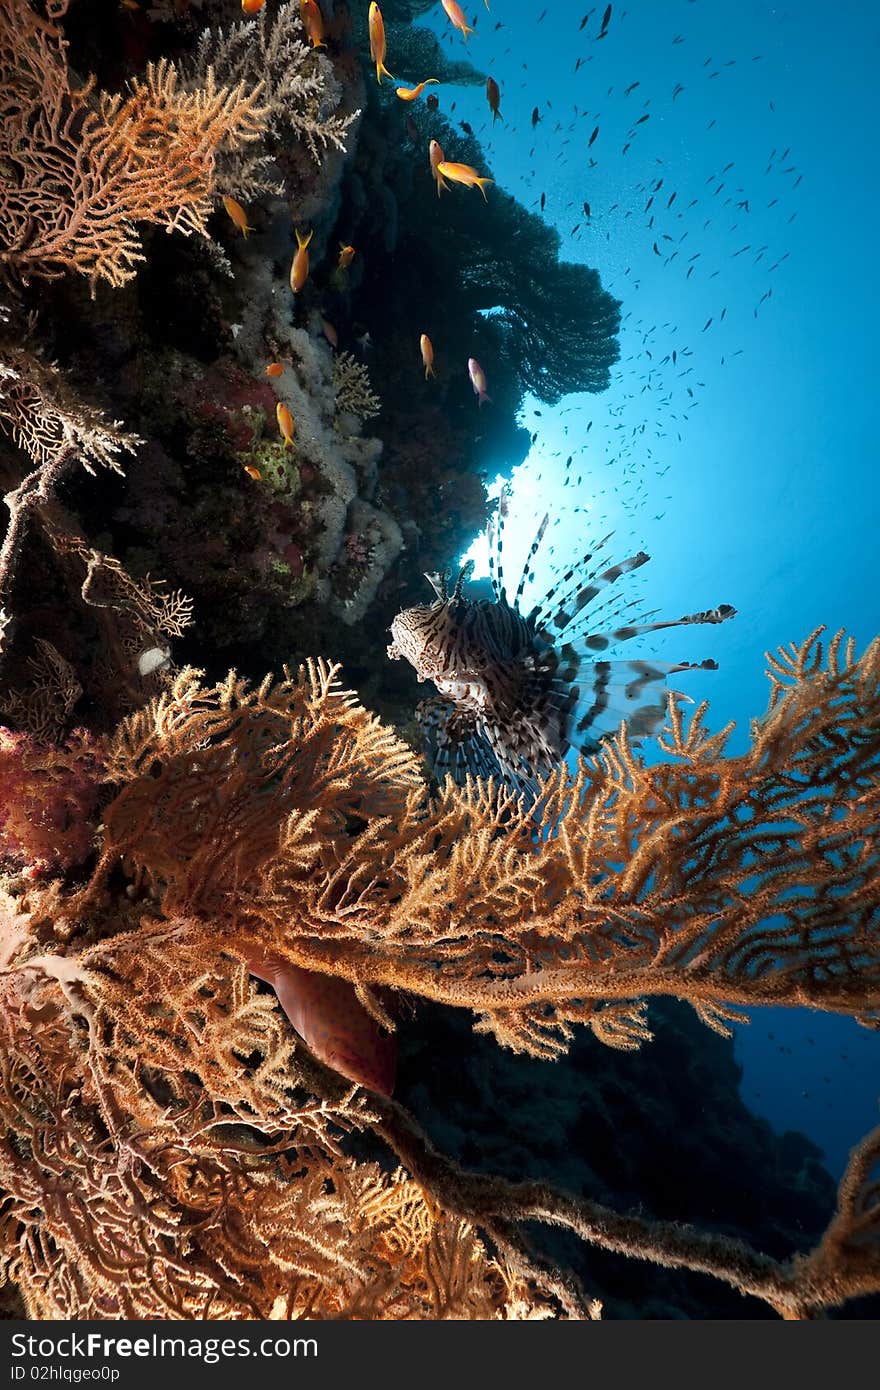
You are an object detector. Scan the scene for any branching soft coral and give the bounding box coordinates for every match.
[0,0,267,292]
[0,725,103,874]
[0,626,878,1318]
[81,629,880,1057]
[185,1,358,184]
[0,901,566,1319]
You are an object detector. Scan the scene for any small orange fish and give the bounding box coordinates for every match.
[368,2,393,84]
[321,318,338,348]
[222,195,254,237]
[441,0,474,43]
[436,160,494,200]
[420,333,434,379]
[276,401,295,447]
[300,0,325,48]
[265,362,284,377]
[396,78,439,101]
[486,76,503,124]
[241,944,396,1095]
[241,0,265,14]
[429,139,449,196]
[337,243,356,269]
[290,227,313,292]
[468,356,491,406]
[242,463,262,480]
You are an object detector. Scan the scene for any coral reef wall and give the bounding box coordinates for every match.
[1,0,877,1323]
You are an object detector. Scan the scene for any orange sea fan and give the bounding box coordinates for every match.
[78,630,880,1063]
[0,0,267,293]
[0,628,878,1318]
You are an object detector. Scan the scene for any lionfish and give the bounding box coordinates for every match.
[387,496,736,796]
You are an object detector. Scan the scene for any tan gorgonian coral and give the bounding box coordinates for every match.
[0,319,142,656]
[0,339,138,477]
[84,630,880,1054]
[0,0,267,293]
[0,638,81,742]
[0,895,563,1319]
[0,627,878,1318]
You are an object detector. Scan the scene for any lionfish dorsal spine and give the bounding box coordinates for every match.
[512,513,550,613]
[527,531,615,628]
[487,488,513,605]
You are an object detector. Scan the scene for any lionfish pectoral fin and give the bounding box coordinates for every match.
[416,696,502,784]
[553,658,703,749]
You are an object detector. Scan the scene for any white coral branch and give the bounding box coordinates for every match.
[187,0,358,197]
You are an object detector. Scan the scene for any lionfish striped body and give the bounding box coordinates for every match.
[387,498,735,795]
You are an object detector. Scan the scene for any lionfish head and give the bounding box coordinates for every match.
[387,564,472,681]
[387,599,454,681]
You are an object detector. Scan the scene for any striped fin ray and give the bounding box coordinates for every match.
[487,489,512,604]
[556,594,658,645]
[558,657,721,749]
[526,532,615,625]
[567,601,738,654]
[512,513,550,613]
[415,697,502,784]
[539,550,652,640]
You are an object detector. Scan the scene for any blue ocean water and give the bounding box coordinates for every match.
[424,0,880,1178]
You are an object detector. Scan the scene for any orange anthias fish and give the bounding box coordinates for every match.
[276,401,295,446]
[321,317,338,348]
[241,945,397,1096]
[436,161,494,200]
[241,0,265,14]
[396,77,439,101]
[486,76,503,123]
[290,227,313,292]
[265,361,284,377]
[299,0,325,48]
[441,0,474,43]
[468,356,491,406]
[337,243,356,269]
[368,2,393,84]
[242,463,262,480]
[420,333,434,378]
[222,195,253,237]
[429,139,449,196]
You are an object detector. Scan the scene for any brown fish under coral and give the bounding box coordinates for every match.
[0,626,879,1317]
